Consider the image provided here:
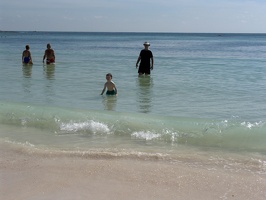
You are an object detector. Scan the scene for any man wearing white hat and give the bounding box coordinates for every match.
[136,42,154,75]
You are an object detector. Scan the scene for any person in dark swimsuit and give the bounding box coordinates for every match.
[22,45,33,64]
[136,42,154,75]
[43,43,55,64]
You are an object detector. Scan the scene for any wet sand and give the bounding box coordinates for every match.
[1,143,266,200]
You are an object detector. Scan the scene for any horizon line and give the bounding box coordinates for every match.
[1,30,266,34]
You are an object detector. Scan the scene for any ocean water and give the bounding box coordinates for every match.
[0,32,266,173]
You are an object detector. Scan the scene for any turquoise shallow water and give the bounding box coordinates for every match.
[1,32,265,120]
[0,32,266,163]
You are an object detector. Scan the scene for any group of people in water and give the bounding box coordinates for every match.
[22,42,154,97]
[22,43,55,65]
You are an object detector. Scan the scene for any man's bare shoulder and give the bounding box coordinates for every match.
[46,49,54,53]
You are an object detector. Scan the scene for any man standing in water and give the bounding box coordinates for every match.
[136,42,154,75]
[43,43,55,64]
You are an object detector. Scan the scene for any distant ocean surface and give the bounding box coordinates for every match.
[0,32,266,173]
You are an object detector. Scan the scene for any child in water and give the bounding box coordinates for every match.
[101,73,118,95]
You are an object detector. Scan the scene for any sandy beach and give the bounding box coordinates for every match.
[1,143,265,200]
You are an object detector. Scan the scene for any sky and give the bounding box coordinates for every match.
[0,0,266,33]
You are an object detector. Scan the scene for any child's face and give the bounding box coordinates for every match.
[106,75,112,80]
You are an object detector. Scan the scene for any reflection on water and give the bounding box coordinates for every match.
[43,64,55,79]
[136,76,153,113]
[22,65,33,94]
[22,65,32,78]
[102,95,117,111]
[43,65,56,103]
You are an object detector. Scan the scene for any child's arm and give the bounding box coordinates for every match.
[113,83,118,95]
[101,83,107,95]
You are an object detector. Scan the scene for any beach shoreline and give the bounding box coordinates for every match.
[1,143,265,200]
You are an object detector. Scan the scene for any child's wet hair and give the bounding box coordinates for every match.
[106,73,112,78]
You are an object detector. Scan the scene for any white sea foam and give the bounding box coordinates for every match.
[241,121,265,129]
[131,131,161,140]
[60,120,110,134]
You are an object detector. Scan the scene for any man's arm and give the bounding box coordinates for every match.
[151,57,154,69]
[136,56,141,68]
[43,51,46,63]
[52,49,55,59]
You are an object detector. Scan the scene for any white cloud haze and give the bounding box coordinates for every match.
[0,0,265,32]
